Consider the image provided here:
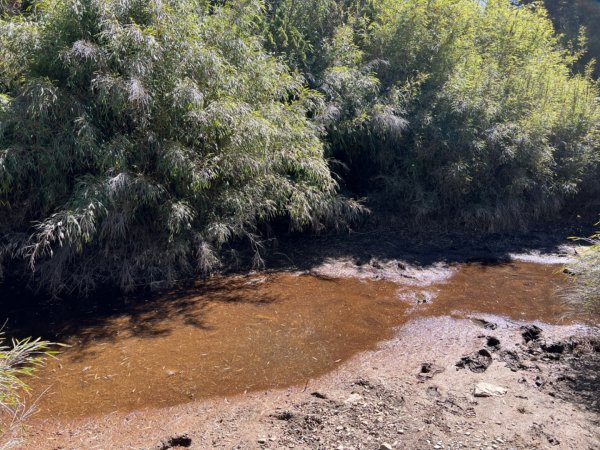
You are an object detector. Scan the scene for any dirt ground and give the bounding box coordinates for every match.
[19,313,600,450]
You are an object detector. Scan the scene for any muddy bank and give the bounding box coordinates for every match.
[4,230,598,449]
[21,317,599,450]
[266,228,583,276]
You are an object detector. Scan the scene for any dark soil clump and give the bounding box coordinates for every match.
[456,349,493,373]
[521,325,543,343]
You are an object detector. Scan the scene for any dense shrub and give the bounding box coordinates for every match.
[1,0,599,295]
[0,0,354,294]
[359,0,600,229]
[524,0,600,79]
[264,0,600,230]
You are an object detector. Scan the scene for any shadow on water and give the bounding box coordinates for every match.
[2,277,276,346]
[1,227,585,344]
[18,274,407,417]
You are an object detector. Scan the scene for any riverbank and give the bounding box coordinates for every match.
[5,229,600,449]
[21,315,599,449]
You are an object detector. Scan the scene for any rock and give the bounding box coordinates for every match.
[469,317,498,330]
[456,349,493,373]
[427,386,440,398]
[521,325,542,343]
[345,393,362,404]
[379,443,393,450]
[311,391,328,399]
[474,382,507,397]
[498,350,527,372]
[257,438,267,444]
[535,375,545,388]
[272,411,294,421]
[541,340,565,354]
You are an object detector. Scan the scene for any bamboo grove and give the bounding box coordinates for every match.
[1,0,600,295]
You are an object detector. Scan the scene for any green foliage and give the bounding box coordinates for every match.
[0,333,56,449]
[0,0,354,294]
[361,0,600,229]
[274,0,600,229]
[263,0,346,80]
[523,0,600,78]
[1,0,600,294]
[568,230,600,317]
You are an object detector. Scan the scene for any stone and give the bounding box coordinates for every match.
[379,443,393,450]
[344,393,362,404]
[469,317,498,330]
[474,383,507,397]
[486,336,501,350]
[541,340,565,354]
[152,434,192,450]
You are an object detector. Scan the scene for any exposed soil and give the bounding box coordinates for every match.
[4,231,599,449]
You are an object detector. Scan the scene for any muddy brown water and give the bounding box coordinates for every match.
[27,262,575,418]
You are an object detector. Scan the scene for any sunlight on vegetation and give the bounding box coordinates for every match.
[1,0,599,295]
[0,333,57,449]
[0,0,361,295]
[266,0,600,229]
[0,1,599,445]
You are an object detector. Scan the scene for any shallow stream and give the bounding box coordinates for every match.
[27,261,577,418]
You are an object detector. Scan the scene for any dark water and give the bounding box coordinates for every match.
[26,262,575,418]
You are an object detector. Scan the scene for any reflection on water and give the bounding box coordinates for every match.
[28,262,573,418]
